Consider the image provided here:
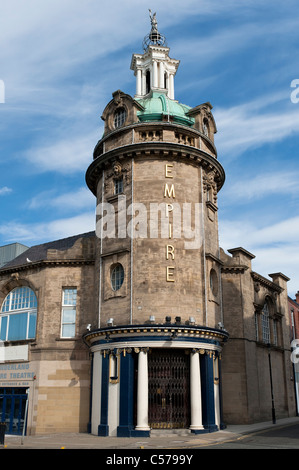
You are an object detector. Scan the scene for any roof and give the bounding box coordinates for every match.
[0,231,95,270]
[288,296,299,308]
[136,91,195,127]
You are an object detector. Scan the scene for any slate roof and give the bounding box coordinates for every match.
[0,231,95,270]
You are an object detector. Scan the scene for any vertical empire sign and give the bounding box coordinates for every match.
[164,164,175,282]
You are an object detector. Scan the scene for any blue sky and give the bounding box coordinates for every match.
[0,0,298,298]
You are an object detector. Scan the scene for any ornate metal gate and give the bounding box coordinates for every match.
[148,349,190,429]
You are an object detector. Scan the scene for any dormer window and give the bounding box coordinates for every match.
[114,108,126,128]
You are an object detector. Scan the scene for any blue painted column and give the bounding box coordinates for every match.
[201,351,218,432]
[117,349,135,437]
[98,351,109,436]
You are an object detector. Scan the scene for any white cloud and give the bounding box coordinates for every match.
[0,187,12,196]
[24,130,100,174]
[222,171,299,202]
[220,215,299,250]
[28,187,95,211]
[219,216,299,297]
[0,213,95,245]
[214,99,299,159]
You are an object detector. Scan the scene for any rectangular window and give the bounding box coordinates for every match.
[61,288,77,338]
[0,312,36,341]
[0,316,7,341]
[7,313,27,341]
[262,312,270,344]
[114,178,123,195]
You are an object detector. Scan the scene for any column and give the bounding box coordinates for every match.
[158,61,164,89]
[136,68,142,96]
[169,73,174,99]
[136,349,150,431]
[214,383,220,428]
[189,350,205,433]
[152,60,158,88]
[214,354,221,428]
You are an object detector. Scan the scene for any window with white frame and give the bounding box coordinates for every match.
[0,286,37,341]
[61,288,77,338]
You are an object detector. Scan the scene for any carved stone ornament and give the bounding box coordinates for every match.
[203,170,218,203]
[113,160,122,177]
[254,282,261,293]
[112,90,124,107]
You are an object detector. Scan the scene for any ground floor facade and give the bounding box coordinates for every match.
[85,324,228,437]
[0,350,90,436]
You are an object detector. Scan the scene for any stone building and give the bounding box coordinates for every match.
[0,233,96,434]
[289,292,299,341]
[220,249,294,424]
[0,16,296,436]
[288,292,299,415]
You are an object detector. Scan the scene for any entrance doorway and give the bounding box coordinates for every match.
[0,388,28,435]
[148,349,190,429]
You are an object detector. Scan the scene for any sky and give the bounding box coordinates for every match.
[0,0,298,298]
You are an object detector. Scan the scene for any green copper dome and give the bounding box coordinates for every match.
[136,91,194,127]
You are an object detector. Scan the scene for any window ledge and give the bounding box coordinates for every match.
[55,337,78,342]
[106,193,124,203]
[2,339,35,346]
[256,341,283,351]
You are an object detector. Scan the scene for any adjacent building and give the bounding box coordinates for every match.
[288,292,299,415]
[0,16,296,436]
[0,243,29,268]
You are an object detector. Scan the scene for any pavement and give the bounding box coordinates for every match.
[1,416,299,450]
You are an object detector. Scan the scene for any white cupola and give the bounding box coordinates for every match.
[130,10,180,100]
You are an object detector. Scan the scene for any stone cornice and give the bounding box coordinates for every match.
[86,141,225,195]
[83,323,229,348]
[0,258,95,276]
[221,265,249,274]
[251,271,283,293]
[205,252,224,265]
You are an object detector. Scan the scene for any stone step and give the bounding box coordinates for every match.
[150,429,191,437]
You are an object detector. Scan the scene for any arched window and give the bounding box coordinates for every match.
[111,264,124,291]
[261,300,270,344]
[0,287,37,341]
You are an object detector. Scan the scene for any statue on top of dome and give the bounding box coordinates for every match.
[149,9,158,34]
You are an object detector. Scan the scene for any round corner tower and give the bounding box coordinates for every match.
[84,13,228,437]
